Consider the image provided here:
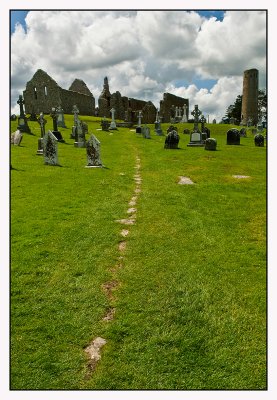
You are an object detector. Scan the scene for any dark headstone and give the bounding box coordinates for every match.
[239,128,247,137]
[183,129,190,134]
[227,128,240,145]
[254,134,264,147]
[10,114,17,121]
[136,127,142,134]
[164,130,180,149]
[205,138,217,151]
[202,127,210,138]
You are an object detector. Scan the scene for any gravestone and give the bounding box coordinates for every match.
[226,128,240,145]
[56,106,67,128]
[239,128,247,137]
[212,119,216,124]
[10,114,17,121]
[11,129,23,146]
[252,128,257,135]
[109,108,117,130]
[205,138,217,151]
[86,134,103,167]
[50,107,64,142]
[136,111,143,133]
[202,126,210,139]
[71,105,79,138]
[164,130,180,149]
[17,94,31,133]
[257,121,264,132]
[142,124,151,139]
[254,134,264,147]
[181,104,188,122]
[101,118,109,131]
[187,105,204,147]
[74,119,86,147]
[183,129,190,134]
[44,130,59,165]
[37,112,47,155]
[28,110,38,121]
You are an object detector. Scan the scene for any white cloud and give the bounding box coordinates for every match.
[10,10,266,120]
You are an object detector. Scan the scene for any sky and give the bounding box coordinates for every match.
[10,9,267,122]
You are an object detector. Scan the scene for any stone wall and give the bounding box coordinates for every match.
[59,89,95,116]
[160,93,189,122]
[23,69,61,114]
[23,69,95,115]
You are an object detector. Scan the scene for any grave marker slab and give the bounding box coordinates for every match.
[44,130,59,165]
[86,134,103,167]
[227,128,240,145]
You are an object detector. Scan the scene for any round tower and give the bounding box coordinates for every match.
[241,68,259,126]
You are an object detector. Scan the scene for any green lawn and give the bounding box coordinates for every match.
[10,116,267,389]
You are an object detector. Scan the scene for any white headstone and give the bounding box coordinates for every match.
[13,130,23,146]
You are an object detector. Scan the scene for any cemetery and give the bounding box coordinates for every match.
[10,102,266,390]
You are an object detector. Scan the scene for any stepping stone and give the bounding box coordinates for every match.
[116,218,136,225]
[232,175,250,179]
[178,176,194,185]
[120,229,129,237]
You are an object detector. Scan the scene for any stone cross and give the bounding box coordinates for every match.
[72,105,79,126]
[56,105,66,128]
[181,104,188,122]
[50,107,58,132]
[17,95,25,117]
[155,109,159,123]
[191,105,202,132]
[74,119,86,148]
[200,115,206,132]
[44,130,58,165]
[138,111,143,127]
[86,134,102,167]
[109,108,117,129]
[38,112,47,138]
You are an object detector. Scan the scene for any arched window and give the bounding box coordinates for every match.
[44,86,48,96]
[34,87,37,99]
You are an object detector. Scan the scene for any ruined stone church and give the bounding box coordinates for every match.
[23,69,189,124]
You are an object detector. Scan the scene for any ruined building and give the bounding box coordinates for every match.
[97,77,157,124]
[22,70,188,124]
[23,69,95,115]
[241,68,259,125]
[160,93,189,122]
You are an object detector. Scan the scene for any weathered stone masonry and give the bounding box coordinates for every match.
[23,69,95,115]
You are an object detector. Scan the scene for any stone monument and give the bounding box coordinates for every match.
[17,94,31,133]
[44,130,59,165]
[86,134,103,167]
[187,105,204,147]
[109,108,117,130]
[50,107,64,142]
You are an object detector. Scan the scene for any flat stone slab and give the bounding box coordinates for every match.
[121,229,129,237]
[116,218,136,225]
[178,176,195,185]
[232,175,250,179]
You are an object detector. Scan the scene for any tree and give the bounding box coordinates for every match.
[225,95,242,121]
[258,89,267,119]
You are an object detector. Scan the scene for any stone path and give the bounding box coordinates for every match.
[84,155,142,376]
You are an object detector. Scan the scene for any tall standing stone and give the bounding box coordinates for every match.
[136,111,143,133]
[44,130,59,165]
[71,105,79,138]
[74,119,86,147]
[86,134,103,167]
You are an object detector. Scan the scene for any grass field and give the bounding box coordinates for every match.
[10,115,267,390]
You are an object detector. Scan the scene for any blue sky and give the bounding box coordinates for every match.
[10,10,266,121]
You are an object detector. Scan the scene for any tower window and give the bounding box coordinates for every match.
[44,86,48,96]
[34,87,37,99]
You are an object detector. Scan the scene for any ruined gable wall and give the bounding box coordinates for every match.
[23,74,61,114]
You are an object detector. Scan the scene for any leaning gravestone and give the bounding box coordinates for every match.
[164,130,180,149]
[142,124,151,139]
[205,138,217,151]
[17,94,31,133]
[44,131,59,165]
[86,134,103,167]
[11,129,23,145]
[254,134,264,147]
[226,128,240,145]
